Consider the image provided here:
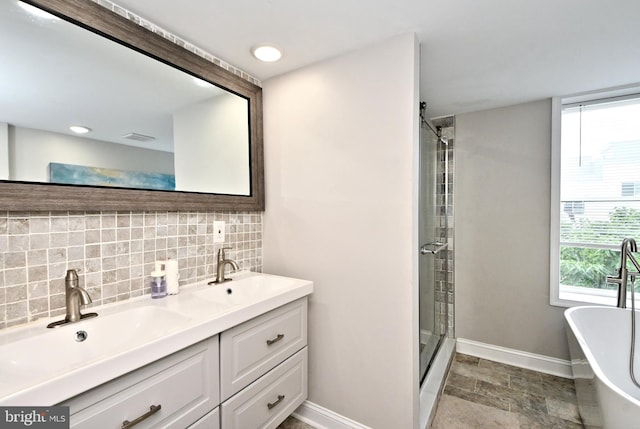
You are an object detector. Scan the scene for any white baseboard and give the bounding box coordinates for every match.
[456,338,573,379]
[292,401,372,429]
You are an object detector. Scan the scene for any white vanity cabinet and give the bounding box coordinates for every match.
[59,297,308,429]
[220,298,308,429]
[61,336,219,429]
[220,297,307,400]
[189,408,220,429]
[221,348,307,429]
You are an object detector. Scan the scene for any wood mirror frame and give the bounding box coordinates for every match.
[1,0,264,212]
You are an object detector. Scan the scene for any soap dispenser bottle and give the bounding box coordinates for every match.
[150,261,167,299]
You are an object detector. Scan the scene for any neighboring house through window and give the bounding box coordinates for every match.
[551,85,640,306]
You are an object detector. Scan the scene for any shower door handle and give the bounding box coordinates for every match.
[420,242,448,255]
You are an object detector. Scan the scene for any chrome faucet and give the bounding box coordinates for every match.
[208,247,239,284]
[47,269,98,328]
[65,269,92,322]
[607,238,640,308]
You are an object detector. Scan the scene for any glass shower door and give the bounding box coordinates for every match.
[419,120,447,384]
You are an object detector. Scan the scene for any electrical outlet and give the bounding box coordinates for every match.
[213,221,225,243]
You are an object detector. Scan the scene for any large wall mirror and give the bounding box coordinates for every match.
[0,0,264,211]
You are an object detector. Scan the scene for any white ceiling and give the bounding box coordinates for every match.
[112,0,640,118]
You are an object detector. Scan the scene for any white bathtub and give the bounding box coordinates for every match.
[565,306,640,428]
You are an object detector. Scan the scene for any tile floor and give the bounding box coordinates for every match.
[276,415,313,429]
[277,353,584,429]
[431,353,584,428]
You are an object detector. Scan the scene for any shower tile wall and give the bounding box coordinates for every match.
[0,211,262,330]
[433,116,455,337]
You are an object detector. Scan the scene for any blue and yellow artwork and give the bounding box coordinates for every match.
[49,163,175,191]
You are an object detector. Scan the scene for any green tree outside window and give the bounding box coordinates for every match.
[560,207,640,288]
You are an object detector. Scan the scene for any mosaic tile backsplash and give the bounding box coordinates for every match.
[0,211,262,330]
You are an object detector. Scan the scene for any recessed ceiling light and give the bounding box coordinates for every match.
[69,125,91,134]
[18,2,59,20]
[251,45,282,62]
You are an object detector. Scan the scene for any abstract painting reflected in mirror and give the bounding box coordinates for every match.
[49,163,176,191]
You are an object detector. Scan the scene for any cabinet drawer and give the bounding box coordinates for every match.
[220,298,307,400]
[221,347,308,429]
[189,407,219,429]
[62,336,219,429]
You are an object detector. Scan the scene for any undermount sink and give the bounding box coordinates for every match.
[194,274,301,306]
[0,306,190,386]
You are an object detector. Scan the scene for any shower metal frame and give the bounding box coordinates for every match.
[418,102,451,383]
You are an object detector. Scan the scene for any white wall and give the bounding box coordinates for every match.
[173,92,250,194]
[9,126,173,182]
[455,99,570,360]
[263,33,420,428]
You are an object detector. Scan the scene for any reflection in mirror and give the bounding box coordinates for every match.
[0,0,250,196]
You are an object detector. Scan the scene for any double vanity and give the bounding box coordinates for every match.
[0,272,313,429]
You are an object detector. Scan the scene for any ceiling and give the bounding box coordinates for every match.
[112,0,640,118]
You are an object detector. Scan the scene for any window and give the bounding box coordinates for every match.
[551,87,640,306]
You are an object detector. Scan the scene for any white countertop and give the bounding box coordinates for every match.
[0,272,313,406]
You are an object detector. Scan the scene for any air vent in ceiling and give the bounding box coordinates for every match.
[122,132,156,142]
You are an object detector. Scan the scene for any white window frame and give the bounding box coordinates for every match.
[550,84,640,307]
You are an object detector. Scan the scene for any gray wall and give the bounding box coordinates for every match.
[455,98,569,360]
[263,33,420,428]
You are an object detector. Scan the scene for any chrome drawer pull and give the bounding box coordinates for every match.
[267,394,285,410]
[122,404,161,429]
[266,334,285,346]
